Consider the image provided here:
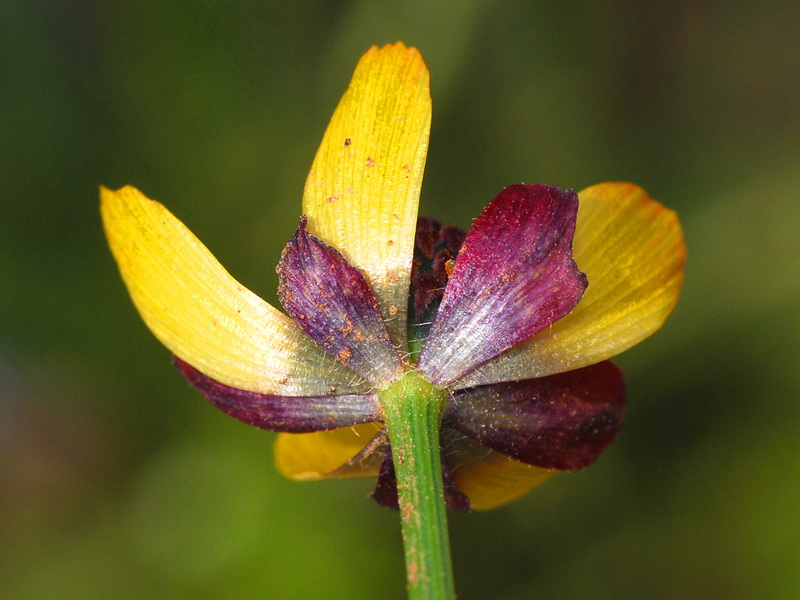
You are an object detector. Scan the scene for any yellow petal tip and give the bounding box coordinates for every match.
[302,43,431,348]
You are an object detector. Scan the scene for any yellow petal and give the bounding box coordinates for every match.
[453,450,555,511]
[274,423,384,480]
[101,185,368,396]
[457,182,686,386]
[303,43,431,349]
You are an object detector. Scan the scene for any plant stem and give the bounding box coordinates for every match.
[379,372,456,600]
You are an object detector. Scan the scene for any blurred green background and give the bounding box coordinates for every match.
[2,1,799,598]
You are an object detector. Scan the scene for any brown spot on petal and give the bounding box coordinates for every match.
[388,305,399,316]
[344,138,351,146]
[337,347,353,363]
[325,195,338,203]
[339,314,355,338]
[365,157,376,167]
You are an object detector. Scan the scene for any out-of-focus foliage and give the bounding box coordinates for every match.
[2,1,798,599]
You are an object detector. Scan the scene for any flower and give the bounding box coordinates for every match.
[102,43,685,511]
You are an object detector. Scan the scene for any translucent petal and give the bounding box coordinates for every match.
[302,43,431,349]
[274,423,384,481]
[456,183,686,387]
[101,185,368,396]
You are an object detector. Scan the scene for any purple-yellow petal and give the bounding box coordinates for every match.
[456,183,686,387]
[277,218,403,386]
[176,358,379,433]
[302,43,431,349]
[419,184,587,386]
[274,423,384,481]
[447,362,626,470]
[101,185,367,396]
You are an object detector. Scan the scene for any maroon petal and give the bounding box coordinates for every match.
[418,184,587,386]
[408,217,467,358]
[370,451,399,508]
[441,457,471,512]
[176,358,380,433]
[277,218,403,386]
[445,361,626,470]
[371,445,472,512]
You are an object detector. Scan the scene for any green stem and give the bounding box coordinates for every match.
[379,372,456,600]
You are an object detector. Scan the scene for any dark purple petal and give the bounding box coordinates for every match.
[370,451,399,508]
[418,184,588,386]
[408,217,467,358]
[277,217,403,386]
[371,445,472,512]
[441,458,471,512]
[176,358,380,433]
[445,361,626,470]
